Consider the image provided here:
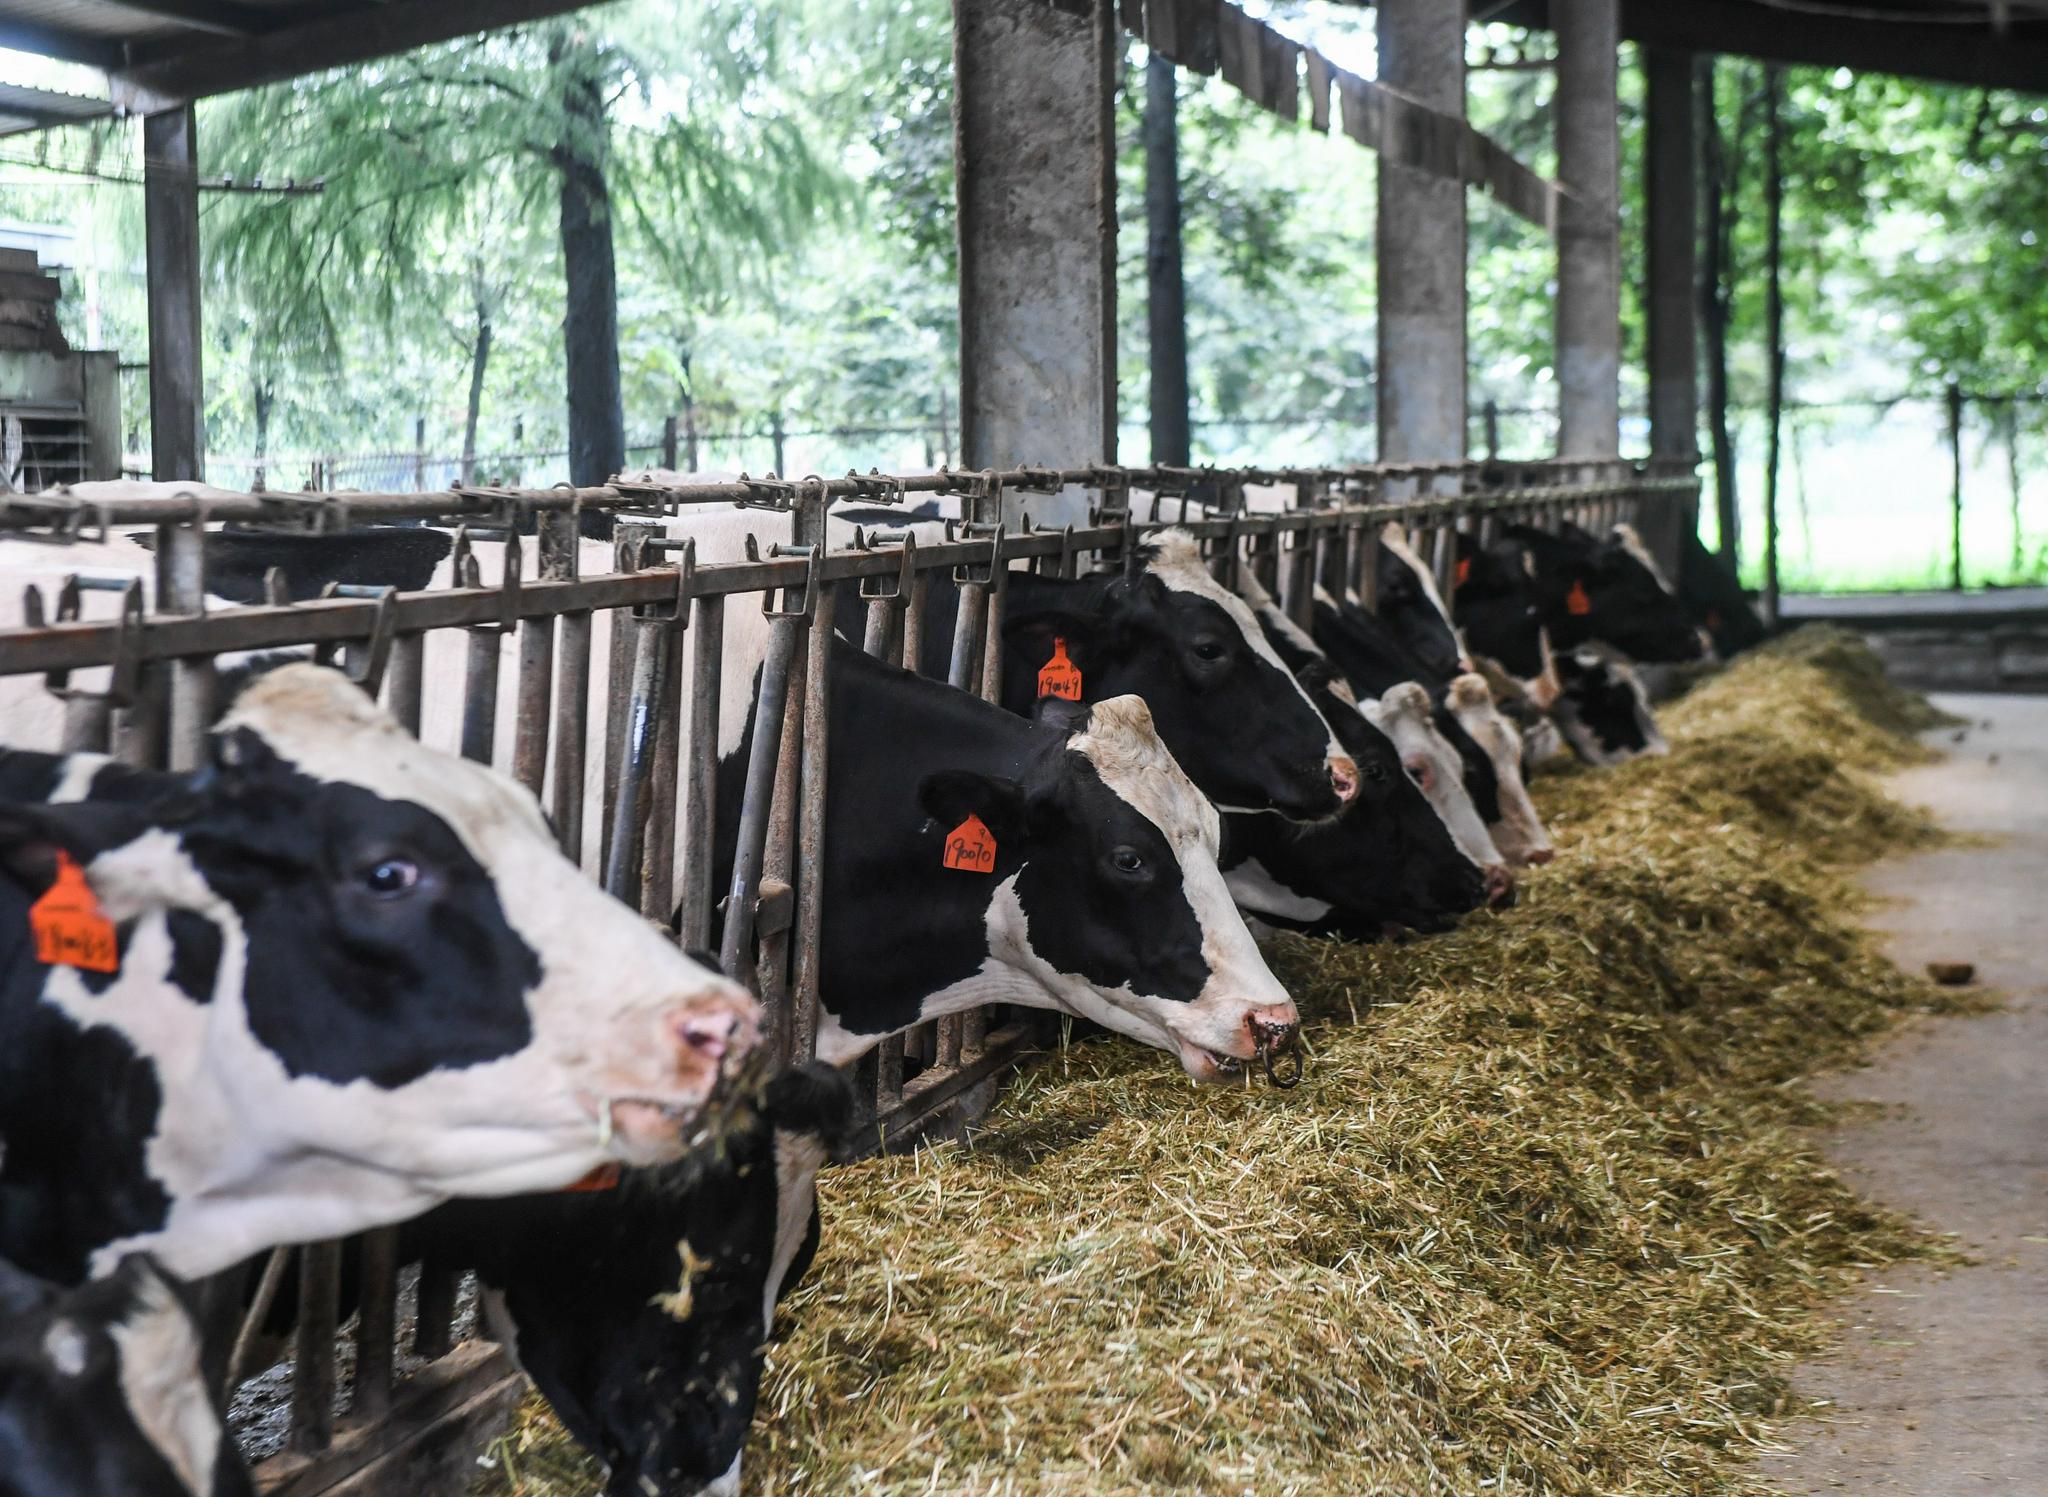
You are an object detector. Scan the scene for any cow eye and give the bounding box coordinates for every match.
[1365,761,1388,783]
[1108,846,1147,876]
[1190,638,1228,663]
[359,858,420,897]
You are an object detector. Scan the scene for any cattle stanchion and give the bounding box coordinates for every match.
[676,591,725,953]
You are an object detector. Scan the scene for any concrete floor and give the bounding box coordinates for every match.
[1758,694,2048,1494]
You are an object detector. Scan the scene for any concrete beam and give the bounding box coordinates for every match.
[144,106,204,484]
[954,0,1116,528]
[1376,0,1467,473]
[1554,0,1621,461]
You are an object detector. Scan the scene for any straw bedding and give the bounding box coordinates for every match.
[477,630,1976,1496]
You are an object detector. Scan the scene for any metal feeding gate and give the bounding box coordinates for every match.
[0,454,1690,1492]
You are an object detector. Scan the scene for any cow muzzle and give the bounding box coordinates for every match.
[1328,755,1360,805]
[1483,864,1518,909]
[590,989,762,1160]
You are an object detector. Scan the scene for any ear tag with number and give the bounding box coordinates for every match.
[1565,579,1592,616]
[942,815,998,873]
[1036,637,1083,701]
[30,851,119,974]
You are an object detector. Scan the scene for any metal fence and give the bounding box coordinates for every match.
[0,453,1692,1491]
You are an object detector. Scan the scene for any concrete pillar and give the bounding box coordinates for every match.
[1554,0,1621,461]
[1376,0,1467,471]
[954,0,1116,526]
[1643,45,1701,570]
[144,106,204,482]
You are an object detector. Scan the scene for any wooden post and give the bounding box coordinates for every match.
[1377,0,1467,476]
[954,0,1115,527]
[414,415,427,491]
[1555,0,1622,461]
[662,413,679,470]
[1145,50,1191,467]
[143,107,204,482]
[1645,44,1700,574]
[1949,380,1966,592]
[1762,67,1784,623]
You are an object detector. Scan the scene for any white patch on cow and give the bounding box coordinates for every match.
[1140,530,1347,784]
[42,1319,88,1377]
[763,1129,827,1334]
[1444,674,1553,868]
[48,752,113,804]
[1362,685,1504,870]
[1610,523,1674,595]
[702,1450,743,1497]
[57,664,757,1279]
[110,1267,219,1497]
[1224,857,1334,925]
[1377,521,1458,640]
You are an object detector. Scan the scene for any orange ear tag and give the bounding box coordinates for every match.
[30,850,119,974]
[942,815,998,873]
[1036,637,1083,701]
[562,1162,622,1193]
[1455,558,1472,587]
[1565,578,1592,616]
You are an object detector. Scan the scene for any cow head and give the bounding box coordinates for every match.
[1453,535,1562,706]
[1007,530,1355,821]
[1508,522,1704,664]
[1444,674,1554,868]
[0,1253,249,1497]
[1362,683,1514,908]
[1553,650,1668,766]
[1372,523,1464,681]
[0,665,759,1279]
[919,693,1297,1083]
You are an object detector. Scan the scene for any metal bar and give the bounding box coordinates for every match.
[552,612,592,865]
[157,521,215,772]
[511,616,554,798]
[718,615,800,985]
[757,639,806,1063]
[603,623,666,903]
[144,107,204,485]
[412,1264,458,1362]
[289,1241,341,1454]
[789,581,835,1063]
[600,526,656,873]
[352,1227,400,1420]
[641,615,685,923]
[1555,0,1623,460]
[460,628,499,765]
[384,633,425,736]
[676,596,724,953]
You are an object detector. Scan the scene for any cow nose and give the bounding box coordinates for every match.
[1328,755,1360,803]
[1245,1003,1300,1051]
[1525,845,1556,866]
[1483,864,1517,908]
[678,1013,736,1064]
[665,996,757,1073]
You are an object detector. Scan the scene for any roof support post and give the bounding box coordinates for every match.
[1555,0,1621,462]
[144,105,204,482]
[1145,51,1191,469]
[1643,44,1700,569]
[953,0,1115,527]
[1375,0,1467,484]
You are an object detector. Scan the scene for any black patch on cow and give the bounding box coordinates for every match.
[0,750,64,806]
[138,526,454,607]
[846,562,1341,821]
[409,1064,854,1497]
[176,733,542,1088]
[1556,654,1656,759]
[1452,533,1551,682]
[1375,544,1463,680]
[164,911,222,1004]
[1502,523,1704,664]
[1678,529,1766,656]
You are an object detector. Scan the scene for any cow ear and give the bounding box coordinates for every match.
[1031,695,1091,735]
[1006,609,1107,667]
[0,799,152,896]
[916,770,1025,845]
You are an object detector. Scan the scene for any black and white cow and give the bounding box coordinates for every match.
[873,529,1359,822]
[1483,521,1706,665]
[0,1252,251,1497]
[716,639,1298,1081]
[0,664,760,1284]
[1365,527,1555,866]
[411,1064,853,1497]
[1677,529,1767,659]
[1551,650,1668,766]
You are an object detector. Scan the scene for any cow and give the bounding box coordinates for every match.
[1677,529,1767,659]
[868,529,1359,822]
[0,663,760,1284]
[412,1063,853,1497]
[0,1252,252,1497]
[1449,531,1563,711]
[1551,650,1668,765]
[714,639,1298,1081]
[1364,528,1555,867]
[1482,521,1706,665]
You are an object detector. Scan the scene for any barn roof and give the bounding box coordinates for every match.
[0,1,605,114]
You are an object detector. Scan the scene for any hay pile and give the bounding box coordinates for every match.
[480,631,1974,1497]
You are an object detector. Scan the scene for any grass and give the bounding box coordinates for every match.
[477,629,1980,1497]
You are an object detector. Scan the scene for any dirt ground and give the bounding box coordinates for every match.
[1758,693,2048,1494]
